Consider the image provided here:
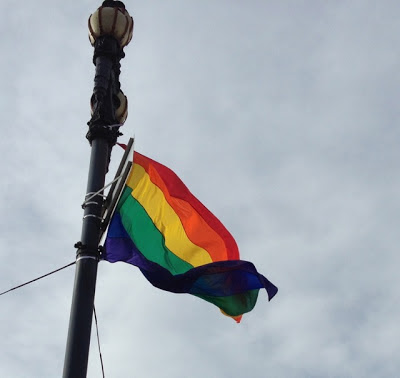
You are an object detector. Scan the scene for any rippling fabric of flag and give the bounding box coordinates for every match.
[104,152,278,322]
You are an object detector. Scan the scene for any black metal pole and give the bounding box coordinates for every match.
[63,2,133,377]
[62,139,109,378]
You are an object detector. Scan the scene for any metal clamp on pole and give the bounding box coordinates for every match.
[74,241,103,260]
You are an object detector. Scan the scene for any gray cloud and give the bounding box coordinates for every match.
[0,1,399,377]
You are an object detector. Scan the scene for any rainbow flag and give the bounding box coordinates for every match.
[104,152,277,322]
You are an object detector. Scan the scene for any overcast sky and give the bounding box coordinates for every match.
[1,1,399,377]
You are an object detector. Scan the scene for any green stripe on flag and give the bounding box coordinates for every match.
[195,289,260,317]
[118,187,193,275]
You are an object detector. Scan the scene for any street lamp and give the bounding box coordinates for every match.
[63,2,133,377]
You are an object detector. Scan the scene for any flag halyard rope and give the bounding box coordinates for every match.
[0,261,76,297]
[0,261,106,377]
[94,305,106,378]
[82,174,123,208]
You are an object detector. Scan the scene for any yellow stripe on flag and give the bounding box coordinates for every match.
[129,164,213,267]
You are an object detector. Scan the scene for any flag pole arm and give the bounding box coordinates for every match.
[100,160,133,242]
[102,137,134,214]
[63,2,133,377]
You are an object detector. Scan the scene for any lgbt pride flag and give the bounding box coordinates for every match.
[104,152,277,322]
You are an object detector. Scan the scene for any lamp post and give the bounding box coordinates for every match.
[63,2,133,377]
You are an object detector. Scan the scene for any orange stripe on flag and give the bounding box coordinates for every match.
[132,154,235,262]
